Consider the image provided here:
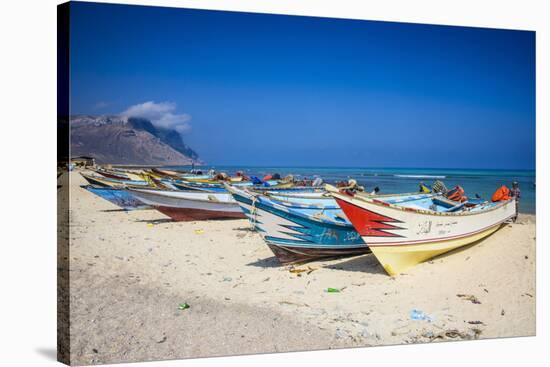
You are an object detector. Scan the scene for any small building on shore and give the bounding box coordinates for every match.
[70,156,96,168]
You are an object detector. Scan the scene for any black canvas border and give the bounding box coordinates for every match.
[57,2,71,365]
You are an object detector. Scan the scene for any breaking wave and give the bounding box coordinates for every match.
[393,174,447,179]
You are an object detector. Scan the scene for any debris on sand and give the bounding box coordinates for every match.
[457,294,481,304]
[279,300,310,307]
[467,320,485,325]
[178,303,190,310]
[418,328,482,342]
[288,265,317,276]
[409,309,434,322]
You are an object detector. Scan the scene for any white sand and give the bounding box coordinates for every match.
[64,171,535,365]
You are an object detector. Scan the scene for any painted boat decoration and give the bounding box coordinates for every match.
[83,185,151,210]
[127,188,246,221]
[225,184,368,264]
[327,185,516,275]
[80,172,150,188]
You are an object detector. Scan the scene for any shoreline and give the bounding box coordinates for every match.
[66,171,536,365]
[78,165,537,215]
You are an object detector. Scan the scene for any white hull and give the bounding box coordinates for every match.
[128,188,241,213]
[331,190,516,275]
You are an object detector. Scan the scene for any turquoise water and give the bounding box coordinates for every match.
[167,166,536,214]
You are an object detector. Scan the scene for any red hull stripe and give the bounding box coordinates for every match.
[335,198,405,237]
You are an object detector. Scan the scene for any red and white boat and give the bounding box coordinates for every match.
[327,185,516,275]
[127,188,246,221]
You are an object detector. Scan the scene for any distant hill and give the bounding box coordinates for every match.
[70,115,201,165]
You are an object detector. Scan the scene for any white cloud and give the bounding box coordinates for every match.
[121,101,191,133]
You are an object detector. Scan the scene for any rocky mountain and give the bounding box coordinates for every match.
[70,115,201,165]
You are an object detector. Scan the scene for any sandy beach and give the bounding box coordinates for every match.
[62,171,536,365]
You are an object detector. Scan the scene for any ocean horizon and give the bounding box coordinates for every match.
[166,165,536,214]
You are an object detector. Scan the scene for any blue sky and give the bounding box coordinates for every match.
[70,2,536,169]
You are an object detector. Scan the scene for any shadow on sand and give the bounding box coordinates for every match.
[134,218,174,224]
[246,256,282,268]
[233,226,256,232]
[323,253,387,275]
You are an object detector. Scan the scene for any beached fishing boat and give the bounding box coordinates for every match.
[105,168,145,181]
[327,185,516,275]
[91,168,131,180]
[151,167,185,179]
[83,185,151,210]
[229,176,244,182]
[173,179,292,193]
[225,185,368,264]
[258,189,327,199]
[127,188,246,221]
[172,180,229,192]
[179,174,214,180]
[80,172,150,188]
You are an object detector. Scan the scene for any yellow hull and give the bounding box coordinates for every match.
[369,224,503,275]
[184,178,217,183]
[125,172,146,181]
[269,182,295,189]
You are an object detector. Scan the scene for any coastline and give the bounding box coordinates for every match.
[66,171,536,365]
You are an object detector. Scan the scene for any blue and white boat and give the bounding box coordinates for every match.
[83,185,151,210]
[225,184,369,264]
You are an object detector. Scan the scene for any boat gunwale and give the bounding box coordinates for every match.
[81,172,148,186]
[225,184,354,228]
[127,187,237,206]
[365,215,514,247]
[170,181,218,192]
[328,186,513,217]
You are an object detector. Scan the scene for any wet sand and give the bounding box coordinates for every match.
[62,171,536,365]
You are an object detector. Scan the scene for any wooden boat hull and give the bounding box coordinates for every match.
[83,186,151,210]
[127,188,246,221]
[92,169,130,180]
[154,206,246,221]
[172,181,227,192]
[125,172,146,181]
[267,243,371,264]
[151,168,183,178]
[331,191,516,275]
[368,223,502,276]
[226,185,368,264]
[81,173,114,187]
[81,173,149,188]
[172,180,291,193]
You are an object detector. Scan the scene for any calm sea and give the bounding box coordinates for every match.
[167,166,536,214]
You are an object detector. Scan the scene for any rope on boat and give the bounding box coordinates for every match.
[251,195,258,230]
